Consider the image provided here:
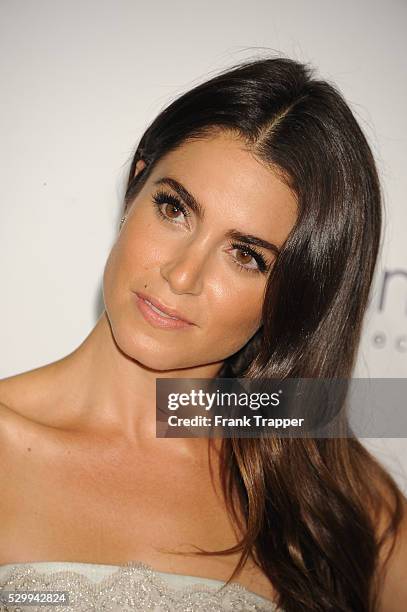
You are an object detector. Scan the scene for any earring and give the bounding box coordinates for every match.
[119,215,126,229]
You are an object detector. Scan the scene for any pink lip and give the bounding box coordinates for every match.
[134,292,194,330]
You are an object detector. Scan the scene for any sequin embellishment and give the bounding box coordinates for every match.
[0,560,280,611]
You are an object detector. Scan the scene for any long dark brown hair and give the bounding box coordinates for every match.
[122,55,405,611]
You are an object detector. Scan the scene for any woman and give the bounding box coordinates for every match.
[0,55,406,611]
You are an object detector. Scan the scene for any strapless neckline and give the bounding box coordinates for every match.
[0,558,280,610]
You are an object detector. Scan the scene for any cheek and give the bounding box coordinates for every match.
[102,216,167,318]
[209,290,263,351]
[110,224,159,279]
[103,243,126,321]
[123,207,168,269]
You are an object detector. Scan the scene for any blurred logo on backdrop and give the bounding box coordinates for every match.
[375,268,406,351]
[360,267,407,376]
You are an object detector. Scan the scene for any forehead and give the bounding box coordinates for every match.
[150,132,298,248]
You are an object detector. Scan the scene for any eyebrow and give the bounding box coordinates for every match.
[153,176,281,257]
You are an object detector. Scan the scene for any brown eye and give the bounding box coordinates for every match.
[152,190,191,226]
[164,203,183,220]
[235,250,254,267]
[227,242,271,275]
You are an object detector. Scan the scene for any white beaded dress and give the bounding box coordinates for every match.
[0,560,281,611]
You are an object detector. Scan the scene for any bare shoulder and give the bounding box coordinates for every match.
[0,362,69,430]
[0,368,58,468]
[374,477,407,612]
[0,367,50,420]
[0,371,35,435]
[0,400,33,518]
[0,396,38,469]
[0,399,18,448]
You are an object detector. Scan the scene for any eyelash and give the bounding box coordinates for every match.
[151,189,271,275]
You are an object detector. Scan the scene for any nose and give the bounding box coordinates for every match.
[160,237,208,295]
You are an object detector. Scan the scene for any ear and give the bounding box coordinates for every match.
[134,158,147,178]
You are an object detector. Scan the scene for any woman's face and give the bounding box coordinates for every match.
[103,131,297,372]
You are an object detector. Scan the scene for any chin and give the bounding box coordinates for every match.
[111,322,191,371]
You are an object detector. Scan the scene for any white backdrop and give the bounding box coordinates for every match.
[0,0,406,492]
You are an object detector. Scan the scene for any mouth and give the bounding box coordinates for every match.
[134,291,195,329]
